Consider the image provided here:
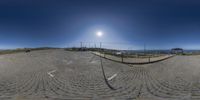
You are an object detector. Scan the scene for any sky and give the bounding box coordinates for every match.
[0,0,200,49]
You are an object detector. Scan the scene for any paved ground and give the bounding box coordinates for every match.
[0,49,200,100]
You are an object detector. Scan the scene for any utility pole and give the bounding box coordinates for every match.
[100,42,102,56]
[100,42,102,49]
[80,42,82,51]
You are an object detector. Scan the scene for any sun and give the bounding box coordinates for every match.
[96,31,103,37]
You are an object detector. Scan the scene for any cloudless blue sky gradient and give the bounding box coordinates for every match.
[0,0,200,49]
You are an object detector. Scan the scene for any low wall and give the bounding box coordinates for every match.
[92,52,174,64]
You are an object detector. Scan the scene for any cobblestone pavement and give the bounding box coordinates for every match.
[0,49,200,100]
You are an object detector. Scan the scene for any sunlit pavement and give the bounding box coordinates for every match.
[0,49,200,100]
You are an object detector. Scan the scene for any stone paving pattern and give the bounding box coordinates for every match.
[0,49,200,100]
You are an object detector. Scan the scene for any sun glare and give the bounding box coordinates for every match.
[96,31,103,37]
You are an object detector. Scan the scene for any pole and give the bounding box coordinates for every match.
[121,53,123,62]
[80,42,82,51]
[144,43,146,55]
[148,56,150,63]
[100,42,102,49]
[100,42,102,56]
[99,42,101,57]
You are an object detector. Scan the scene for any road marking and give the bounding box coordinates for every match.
[108,74,117,81]
[47,70,56,77]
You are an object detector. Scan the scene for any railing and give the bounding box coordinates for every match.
[93,52,174,64]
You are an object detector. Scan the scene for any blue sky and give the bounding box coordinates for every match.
[0,0,200,49]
